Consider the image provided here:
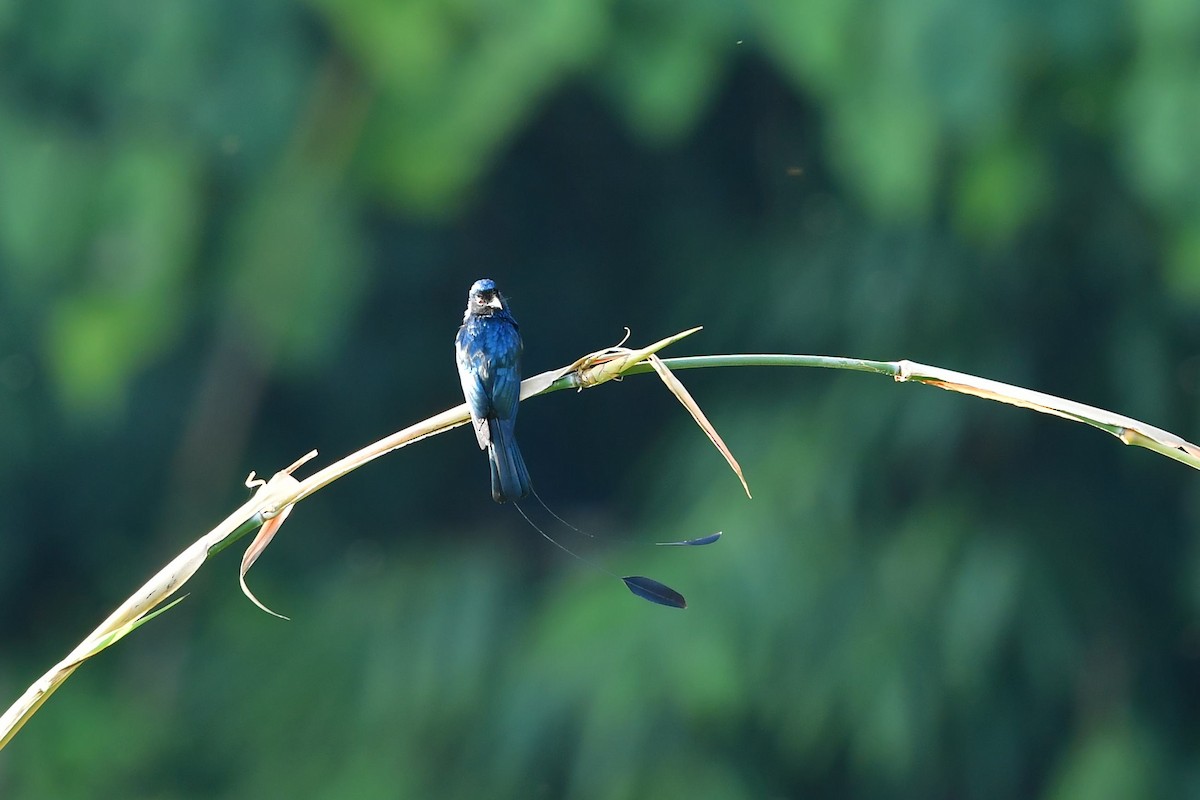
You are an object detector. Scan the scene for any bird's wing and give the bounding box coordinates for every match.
[455,334,492,449]
[490,362,522,421]
[488,318,523,421]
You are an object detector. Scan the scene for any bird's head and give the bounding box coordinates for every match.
[466,278,504,316]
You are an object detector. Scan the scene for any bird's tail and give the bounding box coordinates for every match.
[487,418,532,503]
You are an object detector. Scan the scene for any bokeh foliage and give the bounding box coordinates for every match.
[2,0,1200,797]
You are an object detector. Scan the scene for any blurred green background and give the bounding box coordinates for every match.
[2,0,1200,797]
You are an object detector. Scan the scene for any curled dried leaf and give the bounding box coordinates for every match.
[239,507,292,620]
[573,327,703,389]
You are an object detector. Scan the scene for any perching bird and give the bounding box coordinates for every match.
[455,278,532,503]
[452,278,714,608]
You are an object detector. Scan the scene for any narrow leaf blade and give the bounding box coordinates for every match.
[646,354,752,498]
[622,576,687,608]
[72,596,189,665]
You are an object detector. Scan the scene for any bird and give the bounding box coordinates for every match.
[455,278,532,503]
[451,278,716,608]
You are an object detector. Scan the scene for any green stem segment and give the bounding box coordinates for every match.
[635,354,896,377]
[540,354,896,394]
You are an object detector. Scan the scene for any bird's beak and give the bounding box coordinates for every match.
[486,295,503,310]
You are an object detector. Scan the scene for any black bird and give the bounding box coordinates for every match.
[455,278,532,503]
[452,279,714,608]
